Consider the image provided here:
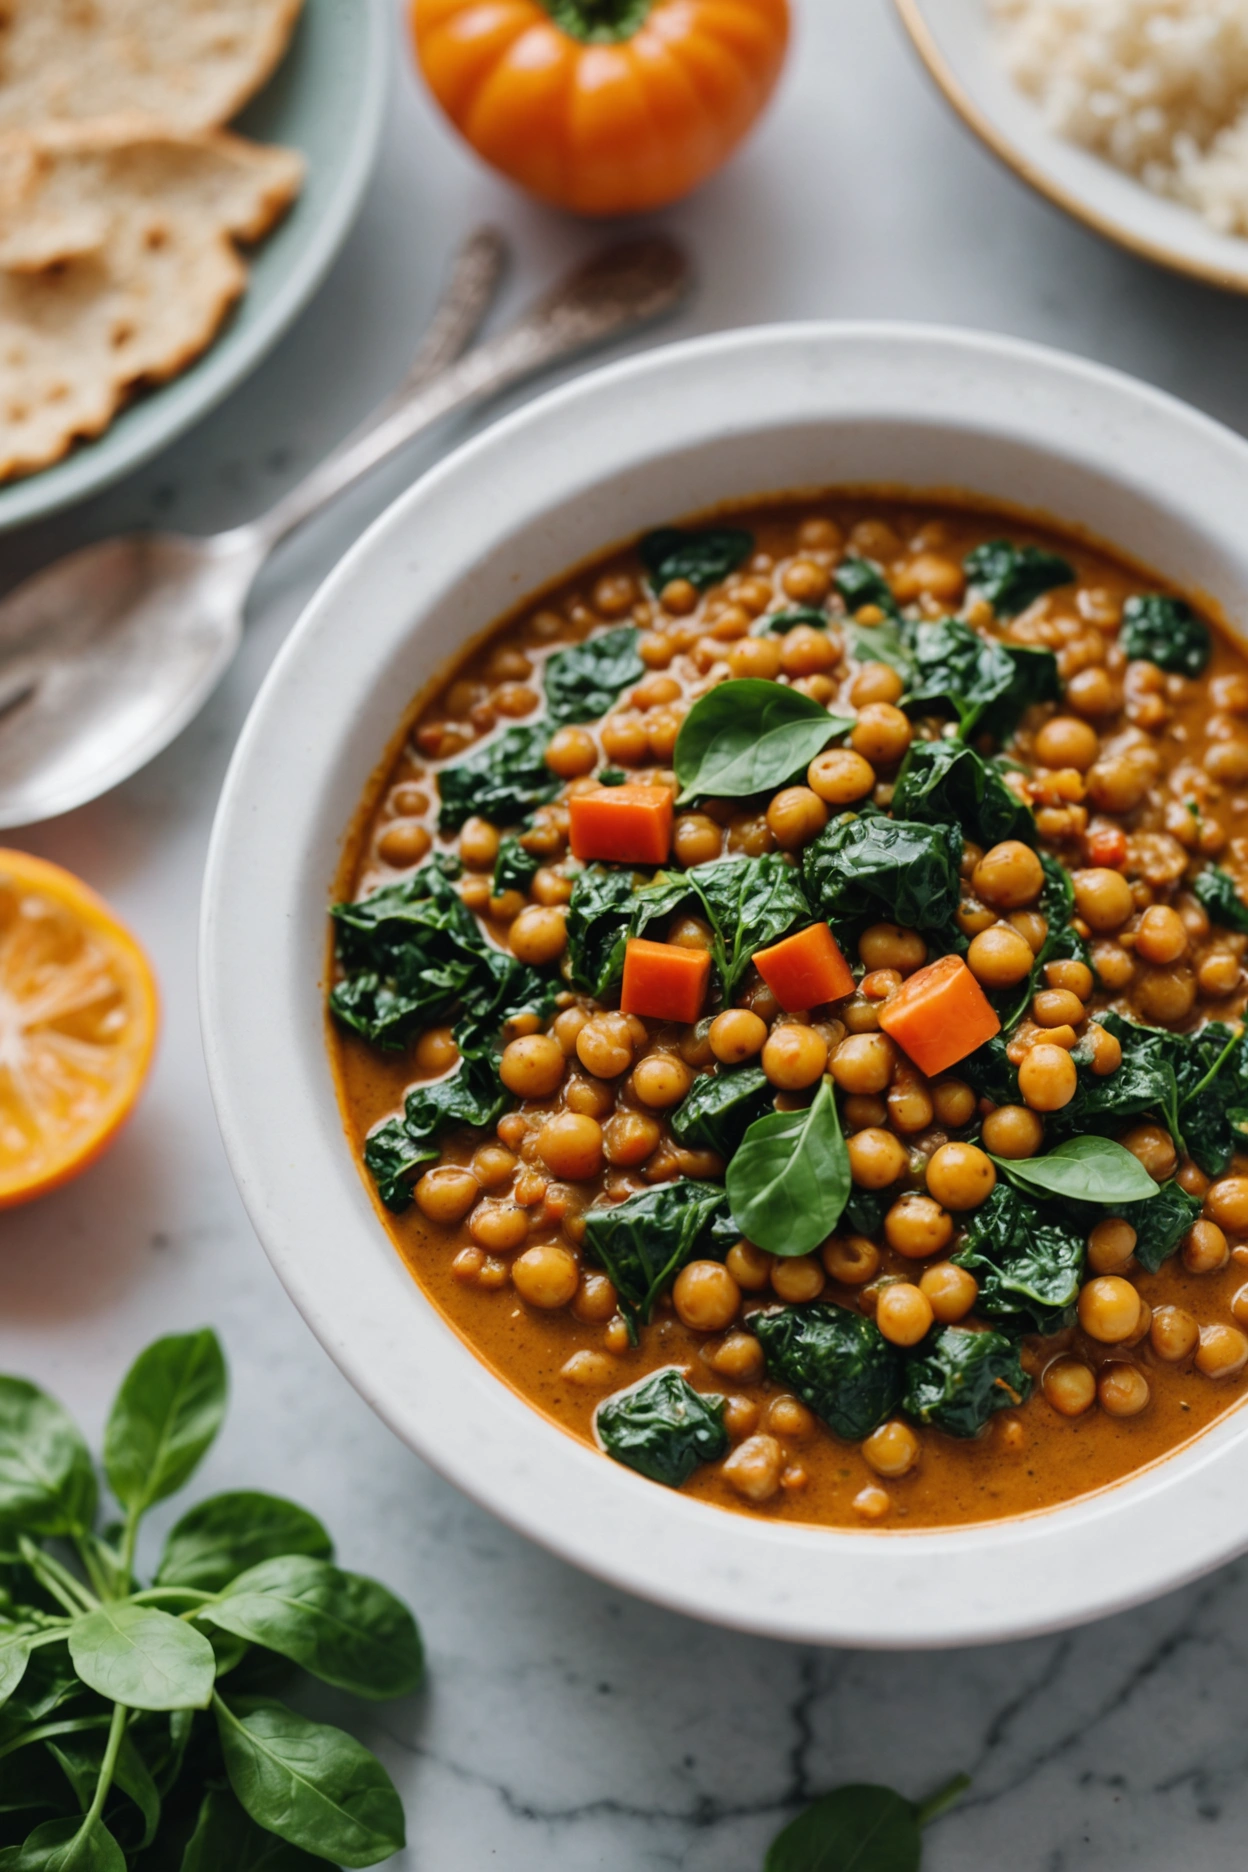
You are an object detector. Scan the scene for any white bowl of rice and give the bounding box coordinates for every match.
[896,0,1248,293]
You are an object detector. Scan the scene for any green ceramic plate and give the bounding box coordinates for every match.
[0,0,387,533]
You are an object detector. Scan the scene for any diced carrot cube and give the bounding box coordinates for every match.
[753,923,854,1012]
[621,938,710,1024]
[569,785,672,865]
[877,953,1001,1077]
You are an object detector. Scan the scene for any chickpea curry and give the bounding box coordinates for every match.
[328,497,1248,1531]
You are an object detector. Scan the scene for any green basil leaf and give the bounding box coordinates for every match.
[674,680,852,803]
[726,1076,850,1258]
[103,1330,226,1516]
[215,1696,404,1869]
[993,1137,1159,1205]
[638,525,753,592]
[751,1304,903,1442]
[0,1818,126,1872]
[1193,863,1248,934]
[1121,593,1211,676]
[181,1787,329,1872]
[200,1557,422,1701]
[595,1370,727,1488]
[544,626,644,725]
[765,1783,921,1872]
[68,1606,215,1712]
[963,539,1074,617]
[0,1381,95,1538]
[157,1493,333,1595]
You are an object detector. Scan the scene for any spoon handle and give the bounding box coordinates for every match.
[353,226,507,429]
[241,236,692,559]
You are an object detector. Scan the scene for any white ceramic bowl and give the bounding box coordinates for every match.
[896,0,1248,297]
[201,324,1248,1648]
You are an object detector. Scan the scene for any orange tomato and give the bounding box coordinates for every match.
[0,849,158,1209]
[410,0,791,216]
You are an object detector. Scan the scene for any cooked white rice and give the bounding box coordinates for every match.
[991,0,1248,235]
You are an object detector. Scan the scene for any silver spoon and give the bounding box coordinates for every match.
[0,235,692,828]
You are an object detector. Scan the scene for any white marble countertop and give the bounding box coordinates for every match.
[7,2,1248,1865]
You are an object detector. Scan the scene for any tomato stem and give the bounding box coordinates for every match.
[541,0,654,44]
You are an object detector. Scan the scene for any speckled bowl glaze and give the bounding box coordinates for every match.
[201,323,1248,1647]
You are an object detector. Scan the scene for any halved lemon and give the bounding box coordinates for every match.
[0,849,158,1209]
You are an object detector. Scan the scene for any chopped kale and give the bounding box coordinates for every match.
[952,1184,1085,1334]
[638,525,753,592]
[1057,1009,1183,1146]
[750,1304,904,1442]
[833,555,902,621]
[437,724,561,831]
[803,811,962,936]
[958,1034,1020,1108]
[1122,1181,1204,1274]
[1121,594,1211,678]
[685,852,812,1000]
[564,865,687,999]
[1058,1012,1248,1178]
[544,626,644,726]
[581,1181,734,1341]
[670,1066,773,1159]
[904,617,1061,742]
[1193,863,1248,934]
[1171,1019,1248,1178]
[492,834,539,898]
[363,1057,508,1212]
[963,539,1075,617]
[902,1327,1031,1437]
[763,607,831,632]
[595,1369,728,1488]
[891,737,1035,849]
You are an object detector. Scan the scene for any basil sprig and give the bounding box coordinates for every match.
[992,1136,1159,1205]
[674,679,853,803]
[766,1773,970,1871]
[0,1332,419,1868]
[725,1075,850,1258]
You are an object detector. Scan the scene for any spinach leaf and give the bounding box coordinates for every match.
[726,1077,851,1258]
[1171,1019,1248,1177]
[763,607,832,632]
[638,525,753,592]
[492,835,539,898]
[581,1182,733,1340]
[803,813,962,934]
[845,617,915,678]
[0,1382,96,1539]
[674,679,853,804]
[104,1332,226,1521]
[543,626,643,725]
[1058,1009,1182,1147]
[564,865,688,999]
[904,618,1061,741]
[842,1185,895,1239]
[997,852,1088,1032]
[1123,1181,1204,1274]
[450,943,555,1062]
[1121,594,1211,677]
[330,858,488,1050]
[993,1136,1158,1204]
[595,1370,727,1488]
[750,1304,903,1442]
[834,555,902,620]
[436,724,560,832]
[952,1184,1084,1334]
[902,1326,1031,1436]
[958,1034,1019,1107]
[0,1817,127,1870]
[598,767,627,785]
[1193,863,1248,933]
[765,1778,970,1872]
[157,1494,333,1595]
[68,1604,215,1712]
[363,1055,510,1212]
[685,852,811,999]
[963,539,1075,617]
[182,1788,327,1872]
[891,737,1034,849]
[670,1066,773,1159]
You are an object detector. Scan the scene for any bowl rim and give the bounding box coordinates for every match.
[894,0,1248,297]
[201,319,1248,1648]
[0,0,388,533]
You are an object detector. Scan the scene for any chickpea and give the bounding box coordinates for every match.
[1183,1219,1229,1274]
[572,1272,619,1324]
[886,1075,933,1135]
[726,1241,772,1291]
[919,1262,978,1323]
[1046,959,1095,1002]
[1135,964,1197,1025]
[603,1113,661,1168]
[506,905,567,968]
[967,924,1036,989]
[678,1018,717,1069]
[1018,1043,1078,1112]
[1066,665,1121,717]
[780,558,831,604]
[531,867,572,908]
[710,1009,768,1065]
[1033,715,1100,771]
[1078,1276,1141,1344]
[779,624,837,677]
[467,1201,529,1254]
[973,841,1045,911]
[1206,1177,1248,1233]
[1195,1322,1248,1379]
[852,1484,893,1522]
[536,1113,603,1181]
[512,1243,580,1310]
[1233,1284,1248,1329]
[1087,1218,1136,1275]
[1042,1357,1096,1417]
[926,1142,995,1211]
[1086,755,1151,815]
[673,1261,741,1332]
[670,913,716,954]
[980,1104,1044,1159]
[626,1053,689,1111]
[851,702,913,766]
[822,1235,881,1285]
[830,1033,895,1095]
[576,1013,634,1079]
[1072,867,1134,932]
[1133,904,1188,966]
[726,814,775,857]
[563,1073,614,1120]
[724,635,780,681]
[1179,1161,1211,1199]
[807,747,876,804]
[847,1127,909,1190]
[494,1034,560,1101]
[600,713,650,766]
[1098,1364,1151,1418]
[707,1333,765,1382]
[762,1026,828,1090]
[858,923,926,976]
[544,727,598,780]
[673,812,723,868]
[456,816,500,871]
[1030,989,1085,1031]
[843,1094,887,1131]
[766,786,828,851]
[1120,1122,1177,1183]
[771,1255,826,1302]
[494,681,539,717]
[876,1282,935,1347]
[377,820,432,868]
[414,1164,479,1225]
[471,1143,517,1189]
[722,1434,784,1503]
[862,1419,920,1478]
[768,1395,817,1440]
[1204,739,1248,784]
[1150,1304,1200,1363]
[414,1029,458,1077]
[885,1193,953,1260]
[842,995,881,1035]
[1010,911,1050,956]
[489,888,527,924]
[1199,950,1241,997]
[849,662,905,707]
[930,1078,976,1128]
